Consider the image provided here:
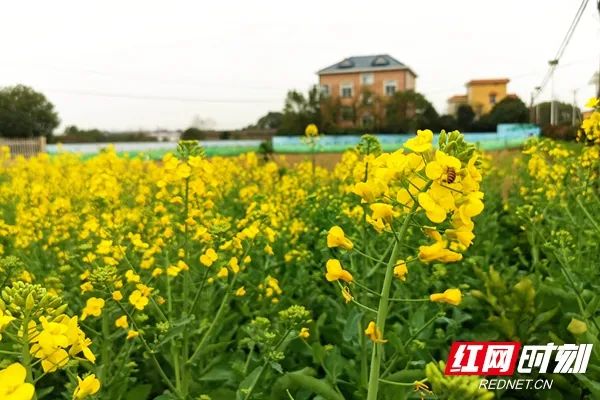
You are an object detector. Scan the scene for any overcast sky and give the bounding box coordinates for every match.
[1,1,599,132]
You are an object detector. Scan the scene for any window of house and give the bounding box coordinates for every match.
[340,83,353,98]
[384,80,397,96]
[320,84,330,97]
[341,106,354,121]
[361,73,374,85]
[372,56,389,66]
[362,114,374,127]
[361,92,374,105]
[338,59,354,69]
[489,93,497,105]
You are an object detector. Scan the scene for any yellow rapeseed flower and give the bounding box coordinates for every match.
[341,286,353,303]
[73,374,101,399]
[216,267,229,278]
[418,238,462,263]
[430,288,462,306]
[81,298,105,321]
[167,265,180,277]
[305,124,319,137]
[235,286,246,297]
[418,184,454,223]
[364,321,387,343]
[125,270,140,283]
[325,259,353,283]
[299,327,310,339]
[585,97,599,108]
[229,257,240,273]
[126,330,139,340]
[425,150,461,183]
[369,203,394,221]
[326,226,353,250]
[404,129,433,153]
[0,308,15,333]
[128,290,149,311]
[200,248,218,267]
[0,363,35,400]
[393,260,408,281]
[115,315,128,329]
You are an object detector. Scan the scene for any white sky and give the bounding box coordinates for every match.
[1,1,599,132]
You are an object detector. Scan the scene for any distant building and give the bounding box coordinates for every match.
[147,130,181,142]
[447,95,468,115]
[317,54,417,128]
[448,78,511,117]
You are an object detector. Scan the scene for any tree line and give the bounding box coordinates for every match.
[249,85,579,136]
[0,84,582,140]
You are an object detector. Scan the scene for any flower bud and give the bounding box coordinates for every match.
[25,293,35,311]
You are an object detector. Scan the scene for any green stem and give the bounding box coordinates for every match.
[100,312,110,381]
[21,314,37,400]
[243,329,291,400]
[115,301,181,398]
[360,318,368,389]
[366,241,399,400]
[244,360,269,400]
[555,250,600,334]
[181,177,191,395]
[187,275,237,365]
[366,210,413,400]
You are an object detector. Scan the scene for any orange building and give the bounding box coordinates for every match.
[447,95,468,115]
[448,78,510,117]
[317,54,417,128]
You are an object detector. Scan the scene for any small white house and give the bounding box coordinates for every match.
[147,130,181,142]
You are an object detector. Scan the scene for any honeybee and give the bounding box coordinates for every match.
[446,167,457,184]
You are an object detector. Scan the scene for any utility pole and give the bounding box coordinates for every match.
[534,86,541,124]
[572,89,578,126]
[529,92,535,123]
[549,59,559,125]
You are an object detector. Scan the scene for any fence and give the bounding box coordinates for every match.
[0,137,47,157]
[273,124,541,153]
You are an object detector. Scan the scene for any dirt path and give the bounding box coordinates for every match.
[273,149,521,169]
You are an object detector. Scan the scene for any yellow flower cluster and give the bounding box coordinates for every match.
[331,130,484,270]
[578,97,600,144]
[30,315,96,373]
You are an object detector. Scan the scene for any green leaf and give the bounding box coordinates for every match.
[271,368,344,400]
[575,374,600,398]
[125,384,152,400]
[155,315,196,347]
[271,361,284,374]
[200,364,237,381]
[342,309,363,342]
[236,365,263,400]
[528,306,559,333]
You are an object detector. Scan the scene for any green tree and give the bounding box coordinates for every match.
[384,91,439,133]
[437,114,459,132]
[487,96,529,125]
[279,86,322,134]
[60,125,105,143]
[534,101,579,126]
[181,127,206,140]
[254,112,283,130]
[0,85,60,139]
[456,104,475,131]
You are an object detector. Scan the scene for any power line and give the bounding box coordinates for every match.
[420,58,595,97]
[44,88,282,104]
[532,0,590,101]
